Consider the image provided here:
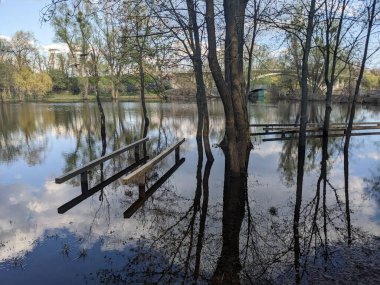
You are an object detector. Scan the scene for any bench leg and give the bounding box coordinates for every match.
[81,171,88,193]
[143,141,147,157]
[134,145,140,161]
[175,146,180,163]
[138,183,145,199]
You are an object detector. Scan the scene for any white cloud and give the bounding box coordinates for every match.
[40,42,69,53]
[254,142,283,157]
[0,34,11,41]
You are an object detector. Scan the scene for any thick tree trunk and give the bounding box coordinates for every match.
[211,149,249,284]
[205,0,251,176]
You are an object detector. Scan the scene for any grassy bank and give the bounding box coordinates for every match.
[1,92,163,103]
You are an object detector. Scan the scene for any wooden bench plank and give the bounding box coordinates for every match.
[55,137,149,184]
[121,138,185,185]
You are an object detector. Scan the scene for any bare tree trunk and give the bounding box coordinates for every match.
[138,50,149,127]
[111,80,116,100]
[344,0,376,153]
[205,0,251,176]
[245,1,259,95]
[245,34,256,95]
[294,0,316,283]
[322,0,348,135]
[186,0,213,161]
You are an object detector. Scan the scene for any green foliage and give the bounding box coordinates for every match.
[0,61,14,98]
[362,72,380,89]
[14,67,53,99]
[48,69,69,91]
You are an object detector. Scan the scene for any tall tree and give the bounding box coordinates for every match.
[205,0,252,176]
[344,0,378,152]
[150,0,213,160]
[52,2,90,100]
[292,0,317,283]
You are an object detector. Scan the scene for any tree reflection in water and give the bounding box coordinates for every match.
[1,102,380,284]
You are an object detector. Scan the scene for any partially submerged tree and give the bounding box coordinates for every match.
[345,0,379,150]
[205,0,252,175]
[149,0,213,160]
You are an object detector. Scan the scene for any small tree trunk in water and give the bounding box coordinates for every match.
[345,0,376,153]
[294,0,316,283]
[193,57,213,161]
[186,0,214,161]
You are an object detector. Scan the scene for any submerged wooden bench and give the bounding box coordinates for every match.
[55,137,185,215]
[55,137,149,191]
[122,138,185,186]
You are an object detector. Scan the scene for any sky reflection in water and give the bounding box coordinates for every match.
[0,101,379,284]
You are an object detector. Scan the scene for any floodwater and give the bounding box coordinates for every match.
[0,101,379,284]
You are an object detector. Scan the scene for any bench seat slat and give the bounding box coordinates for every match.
[55,137,149,184]
[121,138,185,185]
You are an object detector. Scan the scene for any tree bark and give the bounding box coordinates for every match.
[344,0,376,154]
[186,0,213,161]
[205,0,251,176]
[138,50,149,127]
[294,0,317,283]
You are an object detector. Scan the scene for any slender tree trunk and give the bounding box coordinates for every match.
[245,11,258,95]
[138,50,149,127]
[111,80,116,100]
[322,0,348,134]
[186,0,214,161]
[294,0,316,283]
[344,0,376,153]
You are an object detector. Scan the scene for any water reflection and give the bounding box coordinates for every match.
[0,101,380,284]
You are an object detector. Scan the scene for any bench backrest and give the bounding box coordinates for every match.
[55,137,149,184]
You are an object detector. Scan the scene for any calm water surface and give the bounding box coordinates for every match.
[0,101,379,284]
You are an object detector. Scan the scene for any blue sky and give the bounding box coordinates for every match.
[0,0,55,45]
